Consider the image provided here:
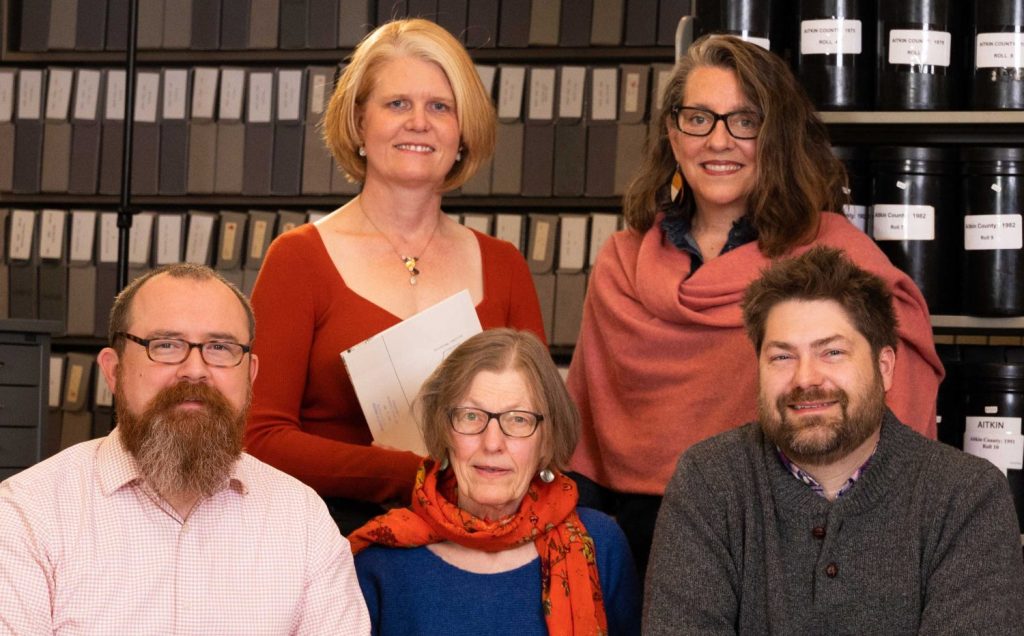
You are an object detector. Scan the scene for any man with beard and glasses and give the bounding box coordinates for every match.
[0,264,370,635]
[644,247,1024,635]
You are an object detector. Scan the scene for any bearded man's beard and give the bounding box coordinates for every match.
[117,379,248,500]
[758,369,887,467]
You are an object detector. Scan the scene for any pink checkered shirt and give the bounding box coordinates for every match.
[0,428,370,635]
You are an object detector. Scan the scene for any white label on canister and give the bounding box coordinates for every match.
[800,19,862,55]
[964,214,1023,251]
[872,204,935,241]
[964,416,1024,476]
[976,32,1024,69]
[888,29,952,67]
[842,204,868,232]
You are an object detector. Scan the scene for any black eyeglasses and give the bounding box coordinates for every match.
[671,106,763,139]
[448,407,544,438]
[116,332,251,368]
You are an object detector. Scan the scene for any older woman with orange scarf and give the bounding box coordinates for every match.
[348,329,640,635]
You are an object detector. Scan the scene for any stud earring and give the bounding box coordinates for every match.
[539,468,555,483]
[439,455,449,471]
[358,146,366,157]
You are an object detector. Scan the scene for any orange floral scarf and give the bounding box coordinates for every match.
[348,460,608,635]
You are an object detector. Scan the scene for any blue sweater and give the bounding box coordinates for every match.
[355,507,641,635]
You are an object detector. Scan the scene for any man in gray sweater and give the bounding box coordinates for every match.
[644,246,1024,635]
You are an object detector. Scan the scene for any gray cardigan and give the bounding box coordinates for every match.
[644,411,1024,635]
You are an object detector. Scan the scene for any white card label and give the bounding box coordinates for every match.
[39,209,66,260]
[654,67,673,110]
[162,69,188,120]
[558,66,586,119]
[800,19,862,55]
[872,204,935,241]
[134,72,160,123]
[964,416,1024,476]
[277,70,302,121]
[475,65,497,96]
[589,214,620,267]
[191,68,219,119]
[128,213,154,265]
[219,69,245,120]
[843,204,868,232]
[623,71,641,114]
[9,210,36,261]
[155,215,183,264]
[559,216,588,271]
[45,68,73,120]
[528,68,556,121]
[185,214,216,264]
[73,69,101,121]
[497,66,526,120]
[69,210,97,262]
[98,213,118,263]
[310,73,327,115]
[964,214,1023,251]
[0,71,14,121]
[48,356,64,409]
[248,72,273,123]
[495,215,524,250]
[531,220,550,262]
[888,29,951,67]
[590,68,618,121]
[976,32,1024,69]
[105,70,126,121]
[17,70,43,120]
[249,220,269,260]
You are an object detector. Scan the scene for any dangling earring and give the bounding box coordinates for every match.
[672,164,685,206]
[358,146,366,157]
[455,147,463,162]
[538,468,555,483]
[438,455,449,471]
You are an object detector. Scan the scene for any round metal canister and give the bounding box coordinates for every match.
[832,145,872,233]
[870,146,959,314]
[961,147,1024,316]
[972,0,1024,109]
[876,0,958,109]
[693,0,775,51]
[937,362,1024,537]
[797,0,874,110]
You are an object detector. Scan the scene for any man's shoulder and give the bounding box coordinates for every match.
[1,437,106,501]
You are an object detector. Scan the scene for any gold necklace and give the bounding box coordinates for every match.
[358,200,441,286]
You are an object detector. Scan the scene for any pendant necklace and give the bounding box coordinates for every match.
[358,200,441,286]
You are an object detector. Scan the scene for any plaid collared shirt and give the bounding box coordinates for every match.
[776,444,877,500]
[0,428,369,635]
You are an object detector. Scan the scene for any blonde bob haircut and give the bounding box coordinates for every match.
[416,329,580,473]
[322,18,496,192]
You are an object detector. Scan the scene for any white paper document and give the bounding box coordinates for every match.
[341,290,482,455]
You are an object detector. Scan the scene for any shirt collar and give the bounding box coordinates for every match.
[660,210,758,275]
[97,427,249,497]
[775,443,878,500]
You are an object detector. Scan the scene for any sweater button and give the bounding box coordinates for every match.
[812,526,826,539]
[825,563,839,578]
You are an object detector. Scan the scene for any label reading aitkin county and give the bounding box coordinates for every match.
[964,416,1024,476]
[872,204,935,241]
[976,32,1024,69]
[800,19,862,55]
[964,214,1023,250]
[842,204,868,232]
[888,29,951,66]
